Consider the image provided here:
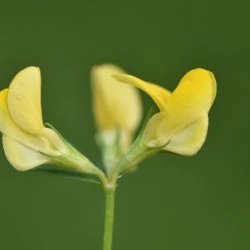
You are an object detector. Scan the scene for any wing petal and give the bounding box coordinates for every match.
[3,135,49,171]
[164,115,209,155]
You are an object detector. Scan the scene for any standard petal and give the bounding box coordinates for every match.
[167,68,216,130]
[7,66,44,134]
[113,74,171,111]
[0,89,58,156]
[91,64,142,132]
[2,135,49,171]
[164,115,208,155]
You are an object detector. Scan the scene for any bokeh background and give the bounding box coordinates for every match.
[0,0,250,249]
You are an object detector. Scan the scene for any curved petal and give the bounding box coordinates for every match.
[7,66,44,134]
[2,135,49,171]
[164,115,208,155]
[142,112,169,147]
[142,112,209,156]
[41,127,68,155]
[126,68,216,154]
[113,74,171,111]
[167,68,216,130]
[91,64,142,132]
[0,89,59,156]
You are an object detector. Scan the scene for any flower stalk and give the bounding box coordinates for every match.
[103,185,116,250]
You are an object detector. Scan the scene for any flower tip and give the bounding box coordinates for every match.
[188,67,216,79]
[91,64,125,76]
[185,68,214,80]
[16,66,41,76]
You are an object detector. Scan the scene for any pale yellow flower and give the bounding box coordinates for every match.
[114,68,217,155]
[0,67,99,176]
[91,64,142,151]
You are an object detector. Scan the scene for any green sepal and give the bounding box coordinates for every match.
[117,107,167,175]
[44,123,106,185]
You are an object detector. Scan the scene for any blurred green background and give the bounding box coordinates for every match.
[0,0,250,249]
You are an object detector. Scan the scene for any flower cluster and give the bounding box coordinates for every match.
[0,64,216,186]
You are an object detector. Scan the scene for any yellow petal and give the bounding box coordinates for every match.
[142,112,168,147]
[113,74,171,111]
[164,115,208,155]
[0,89,61,156]
[41,127,68,155]
[0,89,37,144]
[2,135,49,171]
[167,68,216,131]
[91,64,142,132]
[7,66,44,134]
[122,68,216,155]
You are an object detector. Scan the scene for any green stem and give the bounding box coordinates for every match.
[103,186,116,250]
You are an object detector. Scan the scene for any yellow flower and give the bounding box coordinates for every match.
[91,64,142,151]
[114,68,217,156]
[0,67,101,176]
